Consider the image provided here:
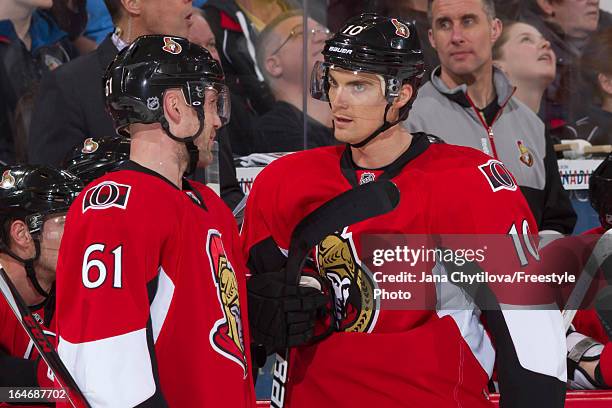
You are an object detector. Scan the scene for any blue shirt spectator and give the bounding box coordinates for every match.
[83,0,113,44]
[0,10,76,164]
[83,0,207,45]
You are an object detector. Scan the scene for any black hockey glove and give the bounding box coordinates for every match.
[247,271,329,355]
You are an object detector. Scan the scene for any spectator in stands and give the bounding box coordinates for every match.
[82,0,114,45]
[28,0,194,167]
[252,11,333,153]
[49,0,95,54]
[519,0,611,124]
[492,0,521,20]
[188,8,244,208]
[191,7,258,157]
[202,0,297,117]
[556,28,612,145]
[0,0,77,165]
[493,21,556,115]
[405,0,576,238]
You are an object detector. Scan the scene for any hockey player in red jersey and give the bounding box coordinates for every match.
[564,154,612,389]
[55,35,255,407]
[241,13,567,408]
[0,165,82,389]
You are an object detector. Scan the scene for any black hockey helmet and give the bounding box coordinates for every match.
[311,13,424,147]
[104,35,230,174]
[589,153,612,230]
[0,165,82,297]
[63,136,130,185]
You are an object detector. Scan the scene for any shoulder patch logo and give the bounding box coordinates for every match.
[517,140,534,167]
[478,159,517,192]
[82,181,131,213]
[1,170,15,189]
[207,230,247,377]
[391,18,410,39]
[162,37,182,54]
[81,137,99,154]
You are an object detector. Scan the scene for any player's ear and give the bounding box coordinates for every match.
[9,220,32,251]
[394,83,414,109]
[163,89,183,125]
[388,83,413,122]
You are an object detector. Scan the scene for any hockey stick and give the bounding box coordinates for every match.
[562,229,612,331]
[0,265,90,408]
[270,180,401,408]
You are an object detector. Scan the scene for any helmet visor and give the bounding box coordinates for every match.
[39,212,67,243]
[185,81,231,126]
[311,61,395,105]
[311,61,395,122]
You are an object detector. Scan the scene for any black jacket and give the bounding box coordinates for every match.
[28,35,243,209]
[252,101,335,153]
[552,105,612,146]
[202,0,275,116]
[0,12,76,164]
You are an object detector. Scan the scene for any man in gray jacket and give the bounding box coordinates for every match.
[406,0,576,238]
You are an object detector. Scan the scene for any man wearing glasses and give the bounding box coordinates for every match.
[252,11,336,153]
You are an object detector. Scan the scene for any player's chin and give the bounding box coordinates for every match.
[333,129,354,143]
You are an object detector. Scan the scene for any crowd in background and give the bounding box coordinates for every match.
[0,0,612,400]
[0,0,611,170]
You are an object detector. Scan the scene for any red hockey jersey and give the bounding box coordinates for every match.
[56,162,255,407]
[571,227,612,385]
[0,294,54,362]
[241,134,566,407]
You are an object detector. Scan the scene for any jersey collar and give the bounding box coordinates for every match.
[116,161,208,210]
[340,132,431,187]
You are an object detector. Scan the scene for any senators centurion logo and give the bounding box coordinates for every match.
[391,18,410,39]
[81,137,99,154]
[82,181,131,213]
[478,159,517,192]
[1,170,15,189]
[316,227,379,333]
[207,230,247,377]
[162,36,182,54]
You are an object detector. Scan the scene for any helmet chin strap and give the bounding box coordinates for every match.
[0,239,50,299]
[350,104,402,149]
[160,108,205,176]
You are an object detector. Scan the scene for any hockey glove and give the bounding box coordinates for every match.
[247,271,329,354]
